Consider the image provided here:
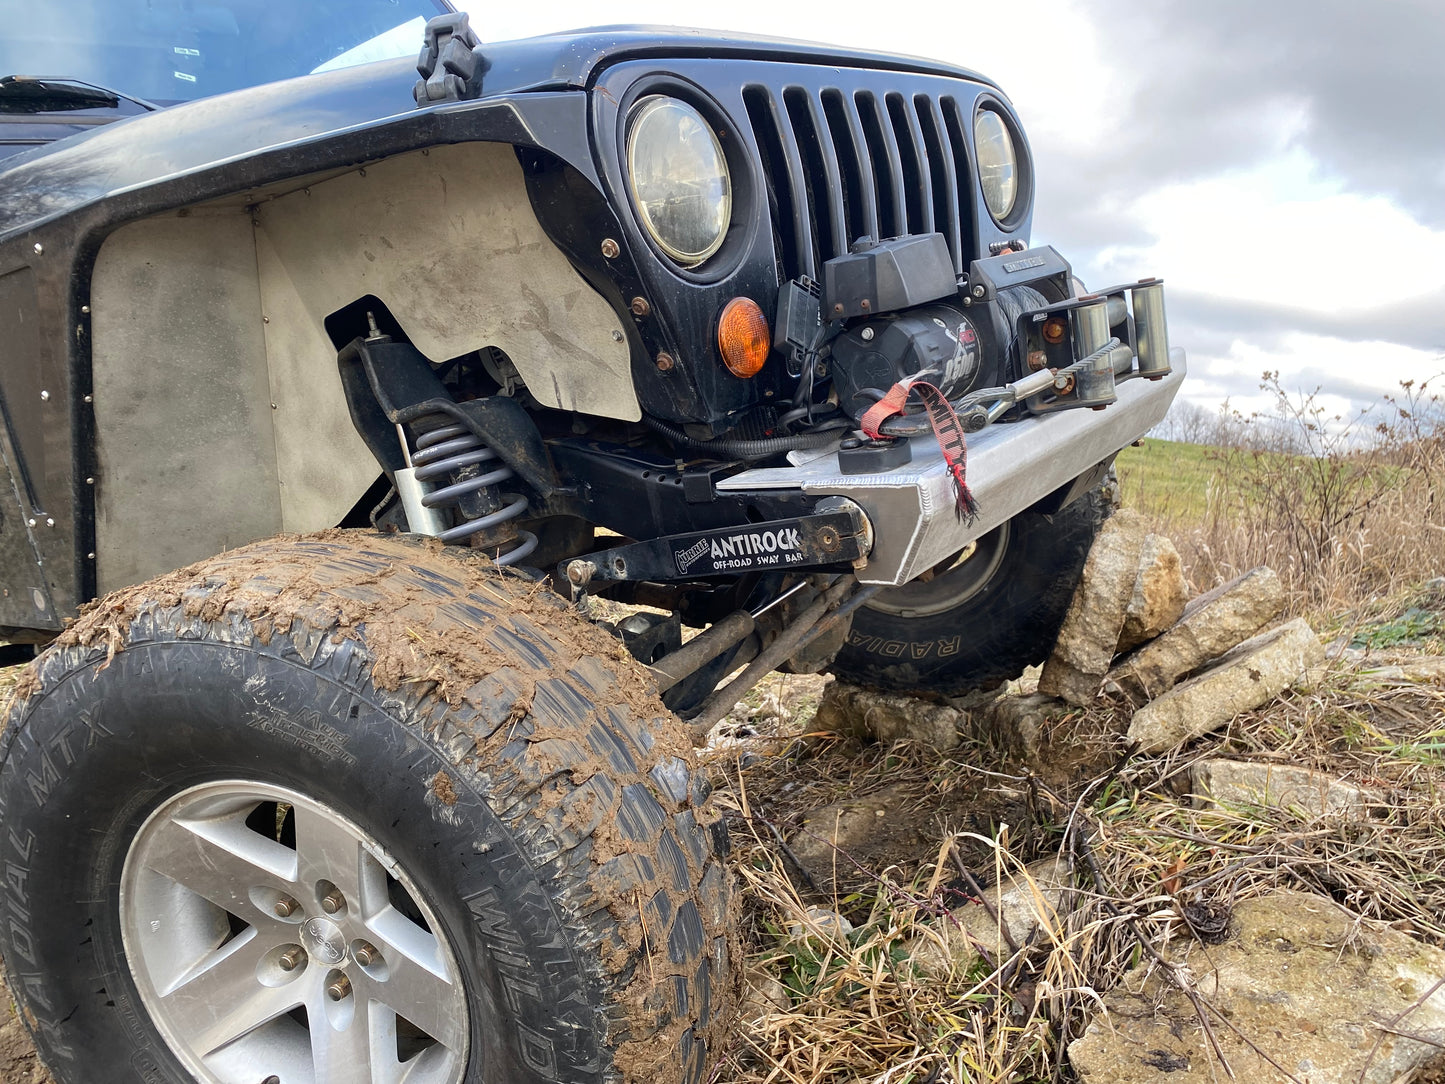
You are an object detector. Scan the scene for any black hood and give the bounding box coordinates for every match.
[0,25,997,240]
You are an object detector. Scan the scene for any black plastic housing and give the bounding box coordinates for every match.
[821,233,957,320]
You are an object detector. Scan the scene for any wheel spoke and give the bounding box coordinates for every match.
[294,802,370,901]
[366,907,468,1053]
[312,995,391,1084]
[158,929,303,1055]
[142,813,296,922]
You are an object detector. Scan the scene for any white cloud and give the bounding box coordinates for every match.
[1180,332,1444,419]
[1088,149,1445,313]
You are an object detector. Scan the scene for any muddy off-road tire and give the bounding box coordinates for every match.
[0,532,735,1084]
[832,486,1110,695]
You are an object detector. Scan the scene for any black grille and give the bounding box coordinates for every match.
[742,84,977,282]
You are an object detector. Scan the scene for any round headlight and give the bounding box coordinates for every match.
[627,96,731,268]
[974,108,1019,221]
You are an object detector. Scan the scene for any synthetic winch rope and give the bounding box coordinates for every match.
[860,377,979,521]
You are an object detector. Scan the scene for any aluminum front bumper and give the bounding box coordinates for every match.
[718,348,1187,586]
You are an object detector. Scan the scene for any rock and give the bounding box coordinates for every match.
[814,680,961,749]
[1010,663,1043,697]
[787,783,921,892]
[1109,566,1286,700]
[971,693,1072,761]
[1069,888,1445,1084]
[755,691,791,722]
[1039,510,1151,705]
[1192,759,1386,817]
[911,856,1072,974]
[1127,618,1324,753]
[785,905,855,943]
[1117,534,1189,653]
[1357,656,1445,685]
[739,970,791,1022]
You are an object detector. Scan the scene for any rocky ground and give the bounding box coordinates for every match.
[706,520,1445,1082]
[3,522,1445,1082]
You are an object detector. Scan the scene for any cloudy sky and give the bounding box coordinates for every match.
[472,0,1443,420]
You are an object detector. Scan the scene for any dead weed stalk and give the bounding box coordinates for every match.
[710,661,1445,1083]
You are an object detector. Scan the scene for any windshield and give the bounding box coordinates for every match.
[0,0,452,104]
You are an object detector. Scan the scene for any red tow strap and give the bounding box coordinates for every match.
[860,377,979,521]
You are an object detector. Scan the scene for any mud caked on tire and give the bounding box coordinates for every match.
[0,532,735,1084]
[832,486,1110,695]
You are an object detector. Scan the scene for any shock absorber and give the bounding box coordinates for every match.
[396,418,539,566]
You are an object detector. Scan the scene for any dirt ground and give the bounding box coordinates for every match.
[0,1005,50,1084]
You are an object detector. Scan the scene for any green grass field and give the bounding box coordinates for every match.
[1114,438,1216,521]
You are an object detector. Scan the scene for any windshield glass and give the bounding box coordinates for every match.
[0,0,451,104]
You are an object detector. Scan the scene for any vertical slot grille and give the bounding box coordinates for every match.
[745,81,977,283]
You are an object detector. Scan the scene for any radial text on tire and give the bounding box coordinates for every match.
[831,486,1110,695]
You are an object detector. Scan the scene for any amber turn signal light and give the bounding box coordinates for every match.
[717,297,770,378]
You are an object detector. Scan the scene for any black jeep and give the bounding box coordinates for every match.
[0,4,1183,1083]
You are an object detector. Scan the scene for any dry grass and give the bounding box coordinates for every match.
[706,650,1445,1083]
[1134,378,1445,615]
[709,384,1445,1082]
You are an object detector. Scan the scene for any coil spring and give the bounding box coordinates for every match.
[410,421,539,566]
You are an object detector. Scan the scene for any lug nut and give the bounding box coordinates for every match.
[278,947,304,972]
[327,974,352,1002]
[354,941,381,968]
[274,897,298,918]
[321,890,345,915]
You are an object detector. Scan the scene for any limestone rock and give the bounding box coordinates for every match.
[971,693,1072,762]
[785,905,854,943]
[1116,534,1189,653]
[1039,510,1151,706]
[1357,655,1445,685]
[814,680,960,749]
[1069,889,1445,1084]
[911,856,1072,974]
[1192,758,1386,817]
[1109,565,1287,700]
[1127,618,1325,753]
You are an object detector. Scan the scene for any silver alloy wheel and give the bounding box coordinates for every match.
[119,780,470,1084]
[865,522,1012,619]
